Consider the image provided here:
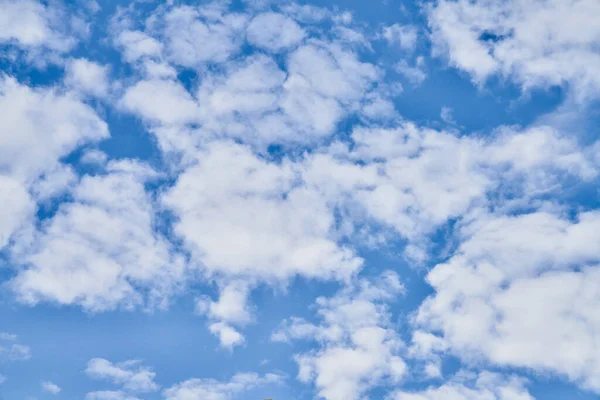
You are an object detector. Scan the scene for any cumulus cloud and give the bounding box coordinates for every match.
[246,12,306,51]
[86,358,159,393]
[11,164,185,312]
[0,76,108,249]
[273,272,406,400]
[428,0,600,98]
[390,371,534,400]
[41,381,61,395]
[414,210,600,392]
[163,372,283,400]
[162,5,247,67]
[65,58,110,98]
[85,391,140,400]
[163,140,362,281]
[115,3,384,151]
[0,0,75,53]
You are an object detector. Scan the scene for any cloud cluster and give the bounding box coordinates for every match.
[390,371,534,400]
[413,210,600,392]
[2,0,600,399]
[273,272,406,400]
[428,0,600,99]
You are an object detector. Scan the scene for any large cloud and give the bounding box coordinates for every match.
[428,0,600,98]
[390,371,534,400]
[0,76,108,249]
[11,162,185,311]
[414,210,600,392]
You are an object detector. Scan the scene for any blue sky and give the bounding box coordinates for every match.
[1,0,600,399]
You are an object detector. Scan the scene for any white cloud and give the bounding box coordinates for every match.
[0,333,16,341]
[0,374,5,384]
[162,5,247,67]
[208,322,245,349]
[162,140,362,345]
[197,280,253,345]
[0,76,108,250]
[65,58,110,98]
[86,358,159,393]
[381,24,418,51]
[301,122,597,258]
[41,381,61,395]
[0,333,31,361]
[396,57,427,85]
[164,372,282,400]
[246,12,306,51]
[11,165,185,312]
[390,371,534,400]
[80,149,108,166]
[414,210,600,392]
[116,30,163,63]
[0,76,108,181]
[163,140,362,282]
[0,0,74,53]
[428,0,600,99]
[0,343,32,361]
[274,272,406,400]
[85,391,140,400]
[121,79,199,126]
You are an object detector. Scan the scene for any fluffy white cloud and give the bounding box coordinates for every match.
[163,140,362,282]
[65,58,110,98]
[163,140,361,345]
[115,30,163,63]
[11,163,185,311]
[122,79,199,126]
[164,372,282,400]
[86,358,159,393]
[246,12,306,51]
[197,281,253,347]
[41,381,61,395]
[162,5,247,67]
[301,122,598,259]
[390,371,534,400]
[115,3,385,150]
[0,0,74,53]
[428,0,600,98]
[0,76,106,250]
[0,76,108,181]
[273,272,406,400]
[414,210,600,392]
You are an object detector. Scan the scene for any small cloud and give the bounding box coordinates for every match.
[0,333,16,341]
[41,381,61,395]
[381,23,418,52]
[1,344,32,361]
[440,106,456,125]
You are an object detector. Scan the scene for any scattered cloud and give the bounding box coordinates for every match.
[274,272,406,400]
[428,0,600,99]
[164,372,283,400]
[41,381,61,395]
[86,358,159,393]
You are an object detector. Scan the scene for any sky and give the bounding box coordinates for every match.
[1,0,600,399]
